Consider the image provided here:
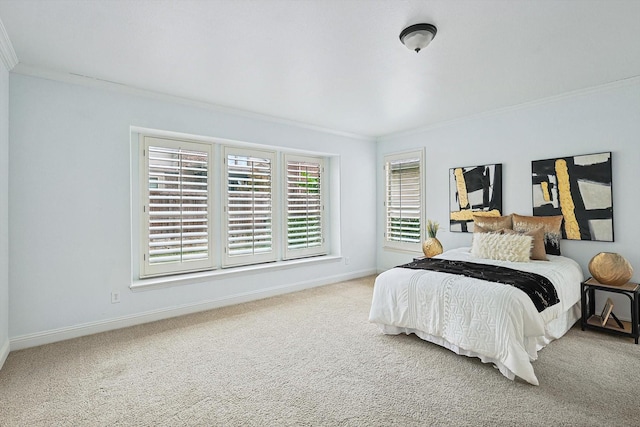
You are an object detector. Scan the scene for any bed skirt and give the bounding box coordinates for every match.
[379,302,580,384]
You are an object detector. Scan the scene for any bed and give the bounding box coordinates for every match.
[369,246,584,385]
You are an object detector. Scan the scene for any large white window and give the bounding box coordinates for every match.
[384,150,423,251]
[138,133,332,279]
[140,137,214,278]
[223,147,276,267]
[284,154,327,259]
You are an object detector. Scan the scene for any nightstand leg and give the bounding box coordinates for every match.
[581,285,587,331]
[633,291,639,345]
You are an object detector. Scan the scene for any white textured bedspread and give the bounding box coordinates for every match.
[369,247,584,385]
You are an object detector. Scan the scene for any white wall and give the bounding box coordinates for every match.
[377,79,640,318]
[8,73,377,348]
[0,60,9,366]
[8,72,639,350]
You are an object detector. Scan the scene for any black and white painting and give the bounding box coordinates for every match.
[531,152,613,241]
[449,164,503,232]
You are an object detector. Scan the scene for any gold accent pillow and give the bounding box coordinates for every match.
[473,214,512,232]
[503,227,547,261]
[511,214,563,256]
[473,224,491,234]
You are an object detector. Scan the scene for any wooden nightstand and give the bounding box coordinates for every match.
[581,277,639,344]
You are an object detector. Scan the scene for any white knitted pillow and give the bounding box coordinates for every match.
[471,232,532,263]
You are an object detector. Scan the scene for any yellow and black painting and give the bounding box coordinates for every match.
[449,164,502,232]
[532,152,613,242]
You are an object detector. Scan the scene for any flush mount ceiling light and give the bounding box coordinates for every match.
[399,23,437,53]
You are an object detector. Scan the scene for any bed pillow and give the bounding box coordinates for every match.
[503,227,547,261]
[473,224,495,234]
[471,232,533,263]
[471,223,503,244]
[512,214,563,256]
[473,214,512,232]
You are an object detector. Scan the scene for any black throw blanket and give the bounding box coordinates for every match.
[398,258,559,312]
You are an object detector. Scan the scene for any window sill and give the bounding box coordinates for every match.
[382,245,423,255]
[131,255,342,291]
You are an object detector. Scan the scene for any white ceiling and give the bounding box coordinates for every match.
[1,0,639,137]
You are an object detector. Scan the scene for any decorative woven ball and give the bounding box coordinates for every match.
[588,252,633,286]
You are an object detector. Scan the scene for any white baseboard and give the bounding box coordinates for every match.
[10,269,376,351]
[0,338,9,370]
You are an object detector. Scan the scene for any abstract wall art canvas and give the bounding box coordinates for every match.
[449,164,502,232]
[531,152,613,241]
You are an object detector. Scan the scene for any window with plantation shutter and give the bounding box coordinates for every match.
[141,137,214,277]
[223,147,276,267]
[384,151,423,250]
[136,131,335,281]
[284,155,327,259]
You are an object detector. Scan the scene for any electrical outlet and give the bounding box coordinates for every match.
[345,256,351,265]
[111,291,121,304]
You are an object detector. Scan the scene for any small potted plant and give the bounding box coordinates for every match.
[423,219,443,258]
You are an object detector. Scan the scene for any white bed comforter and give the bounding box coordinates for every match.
[369,247,584,385]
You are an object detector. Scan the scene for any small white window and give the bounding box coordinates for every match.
[140,136,214,277]
[223,147,277,267]
[284,154,327,259]
[384,150,423,251]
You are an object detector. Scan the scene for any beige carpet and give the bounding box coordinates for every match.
[1,276,638,426]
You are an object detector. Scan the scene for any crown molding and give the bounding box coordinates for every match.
[0,17,18,71]
[10,63,375,142]
[378,74,640,141]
